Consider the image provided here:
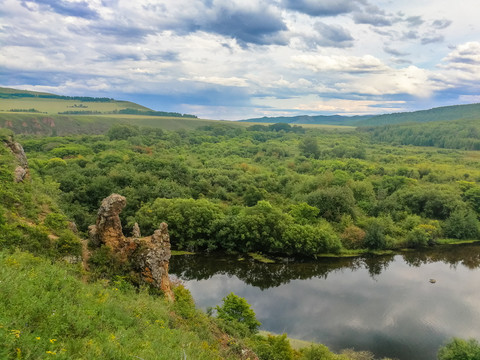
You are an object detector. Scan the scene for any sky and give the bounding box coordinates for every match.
[1,0,480,120]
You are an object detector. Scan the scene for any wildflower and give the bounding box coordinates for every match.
[36,337,41,340]
[49,339,57,343]
[46,350,57,355]
[10,329,20,338]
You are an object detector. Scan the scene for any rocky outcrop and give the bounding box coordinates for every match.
[137,223,174,301]
[88,194,127,251]
[89,194,174,301]
[3,135,29,182]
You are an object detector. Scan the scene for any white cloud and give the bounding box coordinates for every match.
[291,54,388,73]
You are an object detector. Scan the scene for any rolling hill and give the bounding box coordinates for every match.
[0,87,228,135]
[240,103,480,127]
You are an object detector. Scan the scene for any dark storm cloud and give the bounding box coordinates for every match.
[432,18,452,29]
[421,34,444,45]
[307,22,354,48]
[21,0,98,19]
[201,4,288,46]
[282,0,361,17]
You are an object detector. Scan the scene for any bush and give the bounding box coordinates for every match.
[443,209,480,239]
[250,334,295,360]
[215,292,261,334]
[341,225,366,250]
[438,338,480,360]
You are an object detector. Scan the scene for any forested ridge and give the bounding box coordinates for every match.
[17,122,480,257]
[364,118,480,150]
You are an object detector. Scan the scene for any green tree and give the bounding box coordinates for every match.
[215,292,261,333]
[299,136,320,159]
[438,338,480,360]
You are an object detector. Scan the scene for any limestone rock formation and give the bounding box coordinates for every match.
[89,194,127,251]
[132,222,141,238]
[3,135,29,182]
[89,194,174,301]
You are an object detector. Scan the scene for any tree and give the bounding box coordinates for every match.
[438,338,480,360]
[215,292,261,333]
[299,136,320,159]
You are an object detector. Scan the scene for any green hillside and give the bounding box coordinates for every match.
[239,114,372,126]
[239,103,480,127]
[363,117,480,150]
[0,87,229,135]
[357,103,480,126]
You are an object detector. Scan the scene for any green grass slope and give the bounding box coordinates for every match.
[0,113,237,135]
[0,87,149,114]
[0,87,233,135]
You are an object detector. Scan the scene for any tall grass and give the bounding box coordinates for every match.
[0,250,239,360]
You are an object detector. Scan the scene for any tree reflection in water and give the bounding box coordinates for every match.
[170,243,480,289]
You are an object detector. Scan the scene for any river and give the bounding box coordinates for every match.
[170,243,480,360]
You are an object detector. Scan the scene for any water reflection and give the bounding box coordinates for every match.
[170,244,480,360]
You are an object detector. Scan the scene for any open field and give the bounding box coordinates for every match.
[0,98,148,114]
[0,112,239,135]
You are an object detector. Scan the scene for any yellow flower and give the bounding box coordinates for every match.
[46,350,57,355]
[36,337,41,340]
[10,329,20,338]
[49,339,57,343]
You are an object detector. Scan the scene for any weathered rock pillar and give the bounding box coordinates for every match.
[89,194,174,301]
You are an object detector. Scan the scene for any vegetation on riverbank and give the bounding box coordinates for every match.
[13,121,480,259]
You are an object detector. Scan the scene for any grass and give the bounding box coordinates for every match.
[248,252,276,263]
[0,250,244,360]
[0,98,147,114]
[0,113,237,135]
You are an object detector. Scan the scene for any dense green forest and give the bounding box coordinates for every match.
[364,118,480,150]
[15,122,480,258]
[1,127,402,360]
[3,116,480,358]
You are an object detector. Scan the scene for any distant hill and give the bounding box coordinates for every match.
[239,103,480,127]
[0,87,213,135]
[239,114,373,126]
[0,87,197,118]
[356,103,480,126]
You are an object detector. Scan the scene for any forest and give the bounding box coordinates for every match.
[12,121,480,258]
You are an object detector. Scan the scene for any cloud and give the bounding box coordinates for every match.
[421,34,444,45]
[432,18,452,30]
[353,5,394,27]
[292,54,388,73]
[282,0,361,17]
[442,42,480,70]
[200,3,288,46]
[21,0,98,19]
[303,22,354,48]
[406,16,424,27]
[384,47,410,57]
[402,30,419,40]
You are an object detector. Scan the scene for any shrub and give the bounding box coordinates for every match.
[215,293,261,334]
[443,209,480,239]
[250,334,295,360]
[438,338,480,360]
[341,225,366,250]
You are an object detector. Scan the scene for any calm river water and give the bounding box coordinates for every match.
[170,243,480,360]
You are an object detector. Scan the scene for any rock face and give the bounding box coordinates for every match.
[138,223,174,301]
[89,194,174,301]
[3,136,29,182]
[89,194,127,251]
